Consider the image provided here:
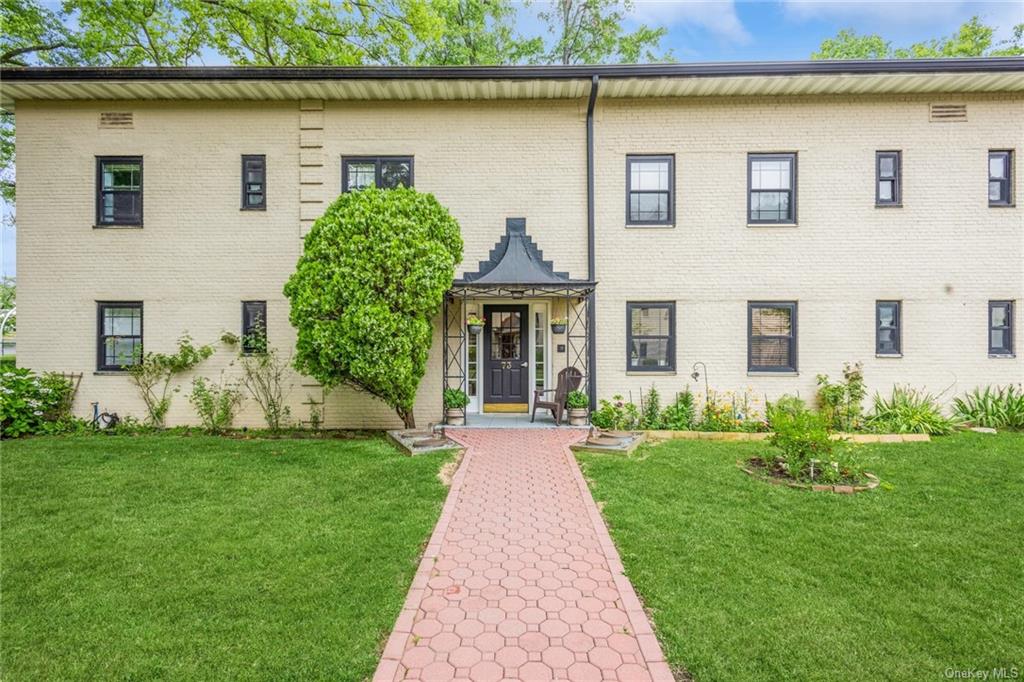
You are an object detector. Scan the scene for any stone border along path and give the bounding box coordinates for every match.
[373,428,673,682]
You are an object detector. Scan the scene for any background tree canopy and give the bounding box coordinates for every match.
[283,188,463,428]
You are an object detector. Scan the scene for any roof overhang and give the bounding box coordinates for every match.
[3,58,1023,110]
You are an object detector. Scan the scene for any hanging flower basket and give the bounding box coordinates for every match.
[466,316,484,335]
[550,317,568,334]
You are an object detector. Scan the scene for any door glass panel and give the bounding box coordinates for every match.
[490,311,521,360]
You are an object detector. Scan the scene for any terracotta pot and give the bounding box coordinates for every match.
[467,324,483,335]
[567,407,588,426]
[551,323,567,334]
[445,407,465,426]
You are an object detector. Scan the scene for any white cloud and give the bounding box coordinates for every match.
[780,1,1023,39]
[625,1,752,44]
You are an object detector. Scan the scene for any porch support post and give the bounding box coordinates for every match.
[585,75,600,408]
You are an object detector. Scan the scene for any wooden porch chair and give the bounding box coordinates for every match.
[531,366,583,425]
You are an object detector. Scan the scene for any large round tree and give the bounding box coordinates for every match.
[284,187,463,428]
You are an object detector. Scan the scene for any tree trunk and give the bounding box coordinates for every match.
[398,407,416,429]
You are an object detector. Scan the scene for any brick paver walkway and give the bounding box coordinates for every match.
[373,429,673,682]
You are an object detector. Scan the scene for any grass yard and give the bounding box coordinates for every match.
[1,435,453,681]
[577,432,1024,682]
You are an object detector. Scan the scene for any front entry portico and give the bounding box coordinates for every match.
[442,218,596,424]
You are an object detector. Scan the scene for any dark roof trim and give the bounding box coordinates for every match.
[3,57,1023,82]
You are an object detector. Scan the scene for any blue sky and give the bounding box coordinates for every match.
[3,1,1022,278]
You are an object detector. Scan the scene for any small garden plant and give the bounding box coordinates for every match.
[953,384,1024,430]
[816,362,866,432]
[565,390,589,409]
[127,335,215,427]
[866,385,958,435]
[758,397,866,485]
[0,368,77,438]
[591,394,640,430]
[443,388,470,410]
[188,376,243,435]
[660,389,696,430]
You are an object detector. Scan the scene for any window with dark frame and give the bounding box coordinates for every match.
[876,301,902,355]
[241,300,268,354]
[97,302,143,371]
[748,153,796,224]
[988,150,1013,206]
[241,155,266,210]
[748,302,798,372]
[989,300,1014,356]
[626,302,675,371]
[342,156,413,191]
[626,155,674,226]
[96,157,142,226]
[876,151,901,206]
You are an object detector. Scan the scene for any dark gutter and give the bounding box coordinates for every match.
[3,57,1023,82]
[586,75,599,408]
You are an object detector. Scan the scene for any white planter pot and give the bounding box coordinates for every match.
[445,408,465,426]
[567,408,588,426]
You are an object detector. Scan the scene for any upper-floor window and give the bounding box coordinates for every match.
[626,302,675,371]
[876,151,901,206]
[241,300,267,354]
[342,156,413,192]
[989,300,1014,356]
[989,150,1013,206]
[241,155,266,210]
[97,301,142,371]
[96,157,142,226]
[876,300,902,355]
[626,155,674,226]
[748,153,796,224]
[748,301,797,372]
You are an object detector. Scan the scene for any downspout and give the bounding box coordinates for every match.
[586,75,599,408]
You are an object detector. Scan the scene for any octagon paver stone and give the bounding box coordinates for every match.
[372,429,672,682]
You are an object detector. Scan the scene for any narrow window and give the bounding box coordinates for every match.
[876,301,902,355]
[96,157,142,226]
[342,156,413,191]
[626,155,674,226]
[989,301,1014,356]
[534,310,546,392]
[876,151,901,206]
[97,302,143,371]
[748,153,796,224]
[241,300,267,354]
[627,302,675,371]
[748,302,797,372]
[241,155,266,210]
[989,150,1013,206]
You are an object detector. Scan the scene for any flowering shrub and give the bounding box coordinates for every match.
[698,388,768,432]
[590,394,640,430]
[1,368,76,438]
[660,390,696,430]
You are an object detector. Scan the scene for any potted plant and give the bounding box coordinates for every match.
[443,388,470,426]
[466,315,485,335]
[550,317,568,334]
[565,389,589,426]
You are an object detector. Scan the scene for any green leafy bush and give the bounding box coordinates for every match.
[590,394,639,430]
[565,390,589,409]
[284,187,463,429]
[1,368,75,438]
[443,388,469,409]
[816,362,866,432]
[127,335,215,427]
[698,388,767,432]
[237,346,292,432]
[866,386,958,435]
[188,376,243,434]
[766,394,808,425]
[639,386,663,429]
[953,384,1024,430]
[660,389,695,430]
[766,408,861,483]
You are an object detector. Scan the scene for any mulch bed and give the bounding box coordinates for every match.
[739,457,880,494]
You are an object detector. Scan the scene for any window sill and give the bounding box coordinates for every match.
[876,353,903,358]
[746,223,797,228]
[875,204,903,209]
[94,370,129,376]
[625,224,675,229]
[626,370,677,376]
[989,353,1016,359]
[988,203,1016,208]
[240,207,267,212]
[747,371,799,377]
[93,224,143,230]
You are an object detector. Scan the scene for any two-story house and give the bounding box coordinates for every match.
[2,58,1021,427]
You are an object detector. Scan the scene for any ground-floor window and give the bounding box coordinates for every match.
[627,302,675,371]
[989,300,1014,356]
[535,309,546,392]
[467,328,479,400]
[241,300,267,354]
[876,301,901,355]
[97,301,143,371]
[748,301,797,372]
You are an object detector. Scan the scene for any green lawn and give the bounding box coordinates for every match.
[1,435,453,681]
[577,433,1024,682]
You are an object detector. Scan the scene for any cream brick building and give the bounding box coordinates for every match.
[3,59,1022,428]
